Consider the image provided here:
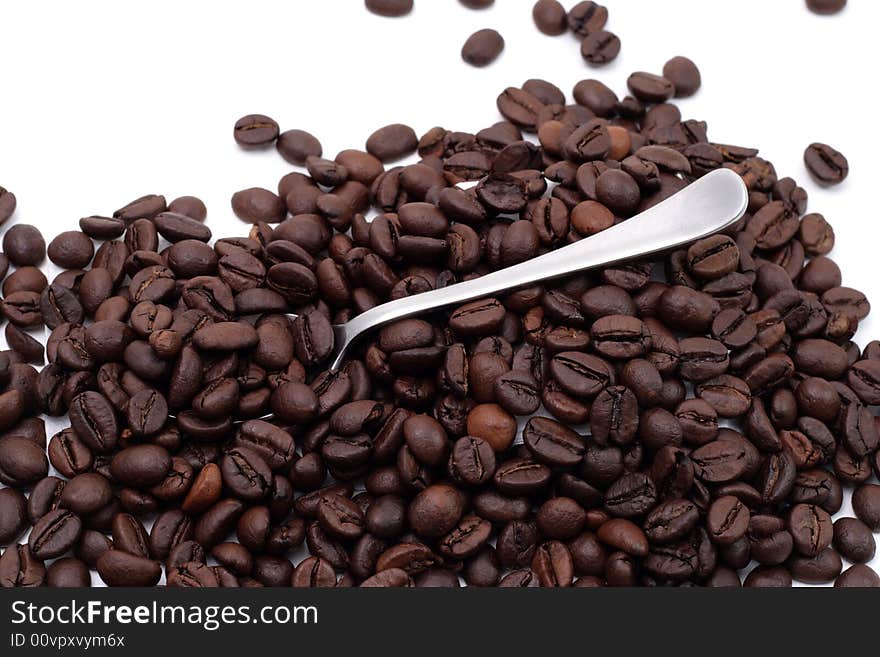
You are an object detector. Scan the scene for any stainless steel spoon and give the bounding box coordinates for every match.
[311,167,748,371]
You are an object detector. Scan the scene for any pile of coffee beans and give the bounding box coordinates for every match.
[1,2,877,589]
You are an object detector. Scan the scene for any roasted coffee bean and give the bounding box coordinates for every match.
[110,444,171,489]
[0,186,17,226]
[29,509,82,559]
[97,550,161,587]
[461,29,505,67]
[4,224,46,266]
[532,0,567,36]
[0,487,29,545]
[604,472,656,518]
[835,564,880,588]
[567,1,608,35]
[234,114,279,147]
[0,435,49,487]
[833,517,875,564]
[788,504,833,557]
[523,416,585,466]
[806,0,847,15]
[852,484,880,530]
[365,0,413,17]
[0,545,46,587]
[580,30,621,65]
[221,447,272,502]
[804,142,848,185]
[68,391,118,453]
[532,540,573,587]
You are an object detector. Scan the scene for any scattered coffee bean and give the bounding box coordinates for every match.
[532,0,567,36]
[806,0,846,15]
[804,142,849,185]
[663,56,701,98]
[365,0,413,18]
[0,187,16,226]
[234,114,279,148]
[462,29,505,68]
[580,30,621,65]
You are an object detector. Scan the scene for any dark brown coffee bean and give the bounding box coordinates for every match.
[110,444,171,488]
[29,509,82,559]
[461,29,505,67]
[532,0,567,36]
[567,1,608,35]
[0,187,17,226]
[627,72,675,103]
[804,142,848,185]
[365,0,413,17]
[0,487,28,545]
[788,503,833,557]
[68,391,118,453]
[852,484,880,530]
[97,550,161,587]
[234,114,279,147]
[0,545,46,587]
[806,0,847,15]
[3,224,45,266]
[663,56,701,97]
[580,30,621,65]
[531,540,573,587]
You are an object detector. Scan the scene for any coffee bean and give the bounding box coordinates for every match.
[0,186,16,226]
[233,114,279,147]
[366,124,418,162]
[835,564,880,588]
[58,473,112,516]
[0,545,46,587]
[126,389,168,437]
[221,447,272,502]
[97,550,161,587]
[663,56,701,98]
[497,87,545,131]
[110,444,171,488]
[0,487,28,545]
[29,509,82,559]
[46,558,90,588]
[580,30,621,65]
[852,484,880,530]
[3,224,46,266]
[788,504,833,557]
[627,72,675,103]
[231,187,286,223]
[79,215,125,239]
[365,0,413,17]
[461,29,505,67]
[0,435,49,487]
[567,1,608,36]
[47,231,94,269]
[531,540,573,587]
[604,472,656,517]
[68,391,118,453]
[804,142,848,185]
[532,0,567,36]
[806,0,847,14]
[833,517,875,563]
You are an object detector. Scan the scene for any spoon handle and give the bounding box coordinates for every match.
[336,168,748,366]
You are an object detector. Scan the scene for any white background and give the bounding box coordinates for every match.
[1,0,878,584]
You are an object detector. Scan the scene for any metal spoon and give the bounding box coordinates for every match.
[311,167,748,371]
